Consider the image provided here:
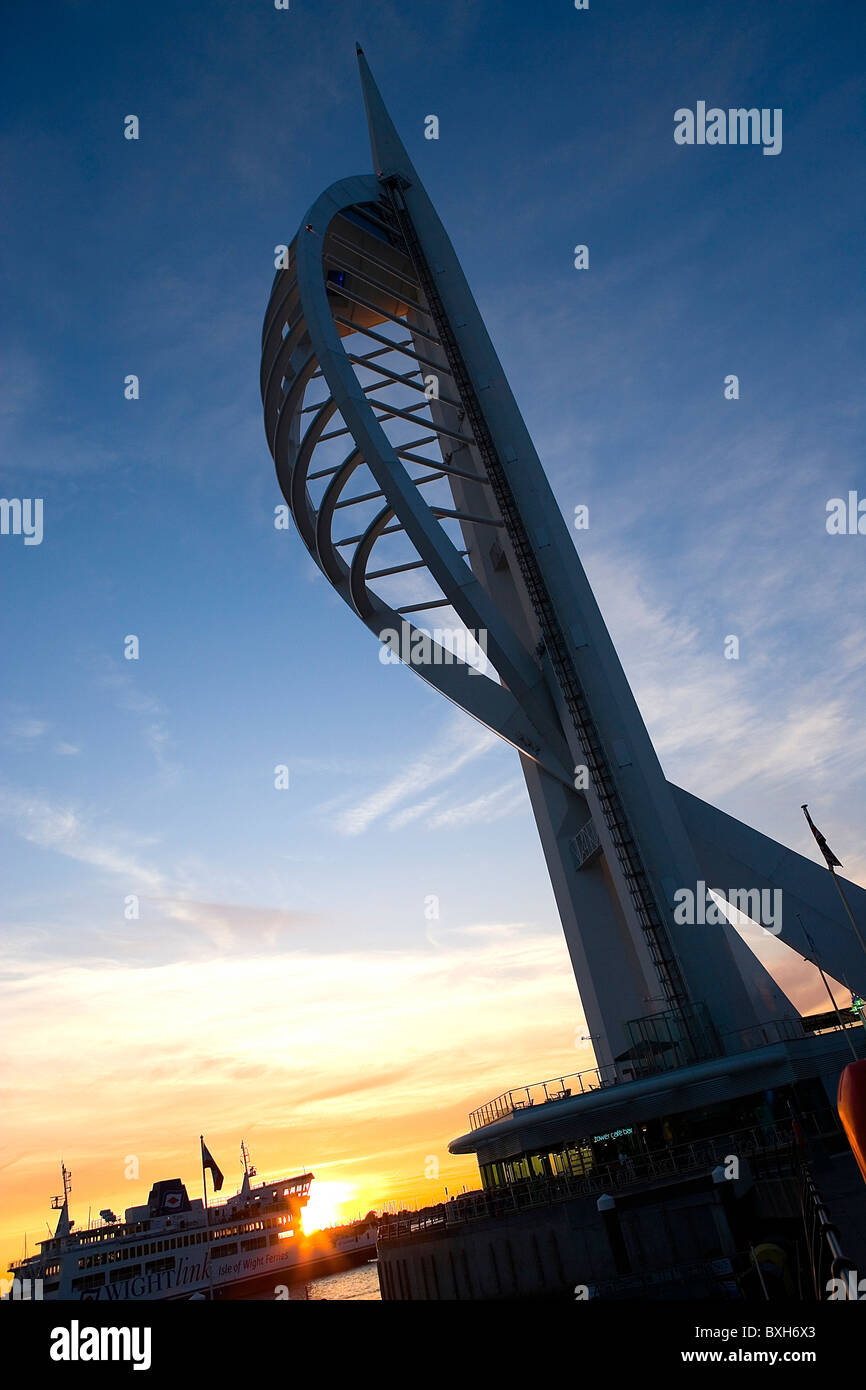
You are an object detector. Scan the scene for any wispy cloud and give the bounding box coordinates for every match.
[7,718,48,742]
[581,543,866,881]
[3,713,80,758]
[0,787,168,895]
[426,779,526,830]
[387,795,445,830]
[155,897,318,954]
[95,659,182,783]
[327,716,498,836]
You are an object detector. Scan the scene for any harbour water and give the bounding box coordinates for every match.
[307,1261,381,1300]
[243,1259,381,1300]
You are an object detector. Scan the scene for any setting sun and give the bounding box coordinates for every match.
[301,1182,356,1235]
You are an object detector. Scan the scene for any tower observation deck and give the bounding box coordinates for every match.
[260,48,866,1080]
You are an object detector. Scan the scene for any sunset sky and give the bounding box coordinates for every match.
[2,0,864,1269]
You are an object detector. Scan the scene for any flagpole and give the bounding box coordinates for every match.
[796,914,858,1062]
[829,869,866,967]
[201,1135,208,1216]
[801,804,866,967]
[200,1136,215,1301]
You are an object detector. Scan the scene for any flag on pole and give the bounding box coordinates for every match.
[801,804,843,869]
[200,1137,224,1192]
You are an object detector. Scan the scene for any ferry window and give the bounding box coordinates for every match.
[145,1257,175,1274]
[241,1236,267,1252]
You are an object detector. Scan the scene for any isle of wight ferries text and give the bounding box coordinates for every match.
[88,1248,290,1299]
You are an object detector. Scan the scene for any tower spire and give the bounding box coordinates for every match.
[355,45,416,184]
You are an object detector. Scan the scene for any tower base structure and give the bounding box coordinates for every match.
[377,1025,865,1300]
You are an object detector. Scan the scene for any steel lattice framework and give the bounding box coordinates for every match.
[262,186,575,785]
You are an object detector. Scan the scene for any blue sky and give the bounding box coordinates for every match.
[1,0,864,1247]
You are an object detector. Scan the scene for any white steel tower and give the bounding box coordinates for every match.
[261,49,866,1075]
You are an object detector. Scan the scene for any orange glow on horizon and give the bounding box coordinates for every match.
[0,919,840,1273]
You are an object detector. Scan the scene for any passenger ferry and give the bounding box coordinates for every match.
[5,1142,378,1301]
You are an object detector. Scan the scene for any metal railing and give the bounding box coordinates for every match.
[469,1062,614,1130]
[800,1166,858,1299]
[468,1017,862,1130]
[380,1116,829,1243]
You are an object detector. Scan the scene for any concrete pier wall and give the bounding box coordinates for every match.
[377,1176,761,1300]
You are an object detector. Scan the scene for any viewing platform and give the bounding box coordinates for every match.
[466,1016,863,1132]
